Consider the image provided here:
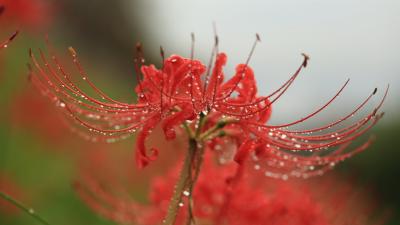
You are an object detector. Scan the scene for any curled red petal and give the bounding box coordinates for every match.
[162,104,196,140]
[135,115,160,169]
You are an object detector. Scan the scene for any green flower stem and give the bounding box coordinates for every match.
[0,190,51,225]
[163,139,197,225]
[199,118,238,140]
[194,112,207,138]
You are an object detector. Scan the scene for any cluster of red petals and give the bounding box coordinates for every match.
[10,87,70,145]
[29,42,387,178]
[74,152,387,225]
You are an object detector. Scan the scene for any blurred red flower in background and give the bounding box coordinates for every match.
[74,151,388,225]
[0,0,52,31]
[10,87,71,146]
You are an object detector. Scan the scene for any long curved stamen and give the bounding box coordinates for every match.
[160,46,165,114]
[215,34,261,102]
[42,40,150,110]
[253,114,380,152]
[202,32,218,105]
[1,30,19,49]
[217,75,345,120]
[208,23,221,110]
[68,47,137,107]
[134,42,149,103]
[217,53,308,107]
[189,32,196,110]
[253,84,388,131]
[32,48,148,113]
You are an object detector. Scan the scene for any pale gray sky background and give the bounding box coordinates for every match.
[125,0,399,125]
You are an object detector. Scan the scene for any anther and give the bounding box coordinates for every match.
[191,32,195,42]
[68,47,77,57]
[9,30,19,41]
[136,42,143,53]
[256,33,261,42]
[244,33,261,65]
[160,46,165,61]
[190,32,195,59]
[301,53,310,68]
[372,108,378,116]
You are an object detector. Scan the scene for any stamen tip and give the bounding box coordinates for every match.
[372,108,378,116]
[160,46,165,57]
[256,33,261,42]
[301,53,310,67]
[373,88,378,95]
[68,46,77,57]
[191,32,195,41]
[9,30,19,41]
[135,42,143,51]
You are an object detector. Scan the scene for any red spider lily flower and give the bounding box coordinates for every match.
[28,34,387,177]
[74,152,389,225]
